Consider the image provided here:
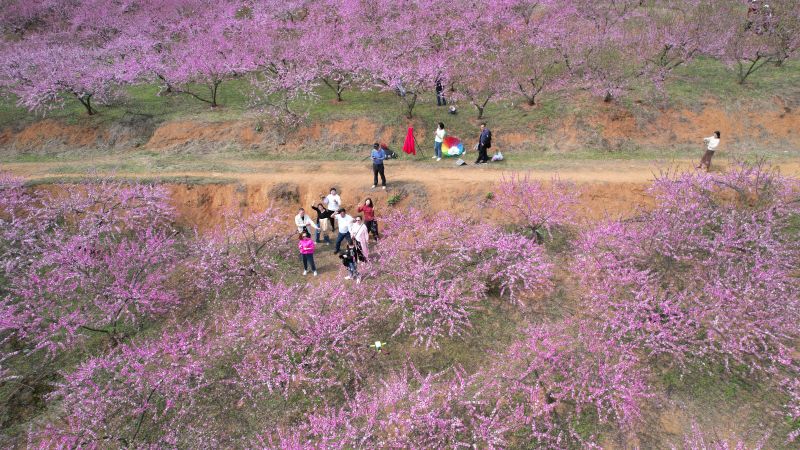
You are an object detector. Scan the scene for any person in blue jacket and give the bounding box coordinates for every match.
[371,142,387,189]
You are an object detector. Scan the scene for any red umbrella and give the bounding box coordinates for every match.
[402,127,416,155]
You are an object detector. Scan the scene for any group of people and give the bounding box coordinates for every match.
[296,128,721,280]
[294,188,379,283]
[432,122,496,164]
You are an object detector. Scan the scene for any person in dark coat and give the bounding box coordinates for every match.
[475,122,492,164]
[435,78,446,106]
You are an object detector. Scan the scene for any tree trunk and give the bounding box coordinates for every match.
[210,80,221,108]
[322,78,344,102]
[736,54,770,85]
[75,93,96,115]
[404,92,417,119]
[603,91,613,102]
[336,82,344,102]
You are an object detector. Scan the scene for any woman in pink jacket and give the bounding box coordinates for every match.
[298,232,318,276]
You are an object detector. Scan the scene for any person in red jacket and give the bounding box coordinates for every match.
[358,198,379,240]
[298,232,317,276]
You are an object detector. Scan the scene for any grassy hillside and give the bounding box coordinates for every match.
[1,57,799,130]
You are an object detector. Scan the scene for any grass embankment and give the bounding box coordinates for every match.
[1,58,799,175]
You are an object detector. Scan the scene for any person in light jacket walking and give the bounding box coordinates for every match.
[697,131,721,172]
[294,208,318,235]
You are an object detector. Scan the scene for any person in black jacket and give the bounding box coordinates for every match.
[311,202,333,244]
[339,241,360,283]
[435,78,446,106]
[475,122,492,164]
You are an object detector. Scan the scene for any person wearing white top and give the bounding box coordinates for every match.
[433,122,446,161]
[323,188,342,213]
[697,131,721,172]
[334,208,354,254]
[294,208,318,234]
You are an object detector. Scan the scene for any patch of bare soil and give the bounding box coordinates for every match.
[3,97,799,154]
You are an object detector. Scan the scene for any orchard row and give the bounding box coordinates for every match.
[1,164,798,446]
[0,0,798,120]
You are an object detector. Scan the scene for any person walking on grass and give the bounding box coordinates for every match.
[294,207,318,235]
[334,208,354,254]
[358,198,379,240]
[433,122,446,161]
[349,215,370,261]
[371,143,387,189]
[475,122,492,164]
[340,240,360,283]
[697,131,721,172]
[311,202,333,244]
[298,232,318,276]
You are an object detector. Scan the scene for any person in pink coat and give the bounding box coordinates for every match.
[298,232,317,276]
[349,215,370,261]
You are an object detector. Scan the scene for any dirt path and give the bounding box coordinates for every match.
[6,158,800,229]
[6,157,800,183]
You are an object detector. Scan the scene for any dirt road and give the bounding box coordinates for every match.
[5,158,800,229]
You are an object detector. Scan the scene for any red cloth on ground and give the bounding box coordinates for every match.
[402,127,416,155]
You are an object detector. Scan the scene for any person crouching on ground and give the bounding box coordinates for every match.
[697,131,720,172]
[295,207,318,235]
[371,143,387,189]
[334,208,354,254]
[358,198,379,240]
[340,240,360,283]
[298,232,317,276]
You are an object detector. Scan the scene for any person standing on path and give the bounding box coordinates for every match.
[298,232,318,276]
[349,215,370,261]
[475,122,492,164]
[294,208,318,235]
[334,208,354,254]
[433,122,446,161]
[358,198,379,240]
[697,131,721,172]
[371,143,387,189]
[311,202,333,244]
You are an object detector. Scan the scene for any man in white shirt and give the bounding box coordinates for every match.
[334,208,354,254]
[697,131,721,172]
[324,188,342,213]
[294,208,318,234]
